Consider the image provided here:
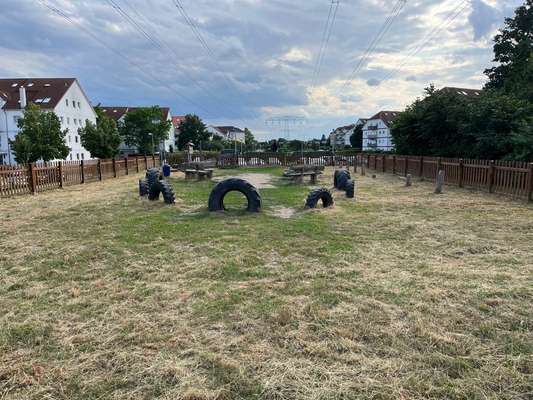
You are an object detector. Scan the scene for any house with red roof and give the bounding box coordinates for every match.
[362,111,401,151]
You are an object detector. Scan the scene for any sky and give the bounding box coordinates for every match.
[0,0,524,140]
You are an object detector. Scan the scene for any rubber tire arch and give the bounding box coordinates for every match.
[334,170,351,190]
[139,179,149,197]
[345,179,355,198]
[148,179,176,204]
[305,188,334,209]
[208,178,262,212]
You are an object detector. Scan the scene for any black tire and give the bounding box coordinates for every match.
[139,179,148,197]
[208,178,262,212]
[305,188,334,209]
[159,180,176,204]
[146,168,162,191]
[335,170,351,190]
[345,179,355,198]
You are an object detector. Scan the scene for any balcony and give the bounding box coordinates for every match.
[366,134,378,140]
[366,125,379,131]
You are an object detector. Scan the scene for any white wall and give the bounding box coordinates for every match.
[362,119,394,151]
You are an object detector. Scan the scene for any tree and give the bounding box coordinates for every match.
[484,0,533,101]
[9,103,69,164]
[176,114,209,150]
[119,106,171,155]
[349,125,363,149]
[78,107,121,159]
[244,128,256,151]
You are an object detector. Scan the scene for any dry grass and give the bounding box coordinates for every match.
[0,167,532,399]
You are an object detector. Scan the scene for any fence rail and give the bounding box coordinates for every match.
[360,154,533,202]
[0,155,160,198]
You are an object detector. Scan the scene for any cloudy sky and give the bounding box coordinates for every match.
[0,0,524,140]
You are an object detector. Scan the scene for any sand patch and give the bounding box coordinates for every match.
[269,206,298,219]
[213,173,275,189]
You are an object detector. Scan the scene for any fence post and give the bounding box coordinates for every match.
[28,163,37,194]
[112,158,117,178]
[392,155,396,175]
[80,160,85,184]
[527,163,533,203]
[382,155,386,173]
[419,156,424,178]
[488,160,495,193]
[58,161,64,188]
[125,157,129,175]
[136,156,139,173]
[144,155,148,170]
[98,159,102,181]
[458,159,464,188]
[405,157,409,177]
[152,155,156,168]
[437,157,442,173]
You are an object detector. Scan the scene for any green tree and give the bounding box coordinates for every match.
[176,114,209,150]
[119,106,171,155]
[78,107,121,159]
[244,128,256,151]
[484,0,533,101]
[349,125,363,149]
[9,103,69,164]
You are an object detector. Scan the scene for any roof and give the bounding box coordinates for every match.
[368,111,401,127]
[214,126,244,134]
[0,78,76,110]
[440,87,482,97]
[100,106,170,121]
[333,124,356,132]
[172,115,186,128]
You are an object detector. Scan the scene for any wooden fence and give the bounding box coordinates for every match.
[360,154,533,202]
[0,155,160,198]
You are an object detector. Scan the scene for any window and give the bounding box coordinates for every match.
[70,153,73,160]
[76,153,80,160]
[81,153,85,160]
[60,116,64,123]
[74,118,77,125]
[77,102,81,108]
[66,99,69,107]
[75,136,78,143]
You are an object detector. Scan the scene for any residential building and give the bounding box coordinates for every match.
[362,111,401,151]
[0,78,96,165]
[440,86,482,98]
[207,125,245,143]
[171,115,186,148]
[100,106,174,155]
[329,118,368,147]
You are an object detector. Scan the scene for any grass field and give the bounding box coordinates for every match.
[1,167,532,399]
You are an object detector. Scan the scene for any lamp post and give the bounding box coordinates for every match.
[148,132,155,157]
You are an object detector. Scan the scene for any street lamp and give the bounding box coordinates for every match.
[148,132,154,157]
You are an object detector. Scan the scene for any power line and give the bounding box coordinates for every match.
[311,0,340,88]
[342,0,407,90]
[36,0,213,117]
[379,0,470,83]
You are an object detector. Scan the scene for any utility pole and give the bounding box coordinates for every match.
[265,116,306,140]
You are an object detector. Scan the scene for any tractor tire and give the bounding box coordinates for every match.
[208,178,262,212]
[335,170,351,190]
[146,168,162,191]
[139,179,148,197]
[159,180,176,204]
[305,188,334,209]
[345,179,355,199]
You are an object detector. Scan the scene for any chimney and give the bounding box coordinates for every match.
[19,86,27,109]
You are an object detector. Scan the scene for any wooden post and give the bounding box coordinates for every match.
[419,156,424,179]
[406,174,412,187]
[80,160,85,184]
[361,163,366,176]
[488,160,495,193]
[28,163,37,194]
[58,161,64,188]
[382,155,386,173]
[435,170,445,194]
[97,159,102,181]
[136,156,140,173]
[112,158,117,178]
[152,154,156,168]
[527,163,533,203]
[437,157,442,173]
[392,155,396,175]
[404,156,409,177]
[458,159,464,188]
[125,157,129,175]
[144,155,148,170]
[367,154,370,170]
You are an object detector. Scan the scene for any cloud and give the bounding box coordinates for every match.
[0,0,524,139]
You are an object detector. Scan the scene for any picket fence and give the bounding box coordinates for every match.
[0,155,160,197]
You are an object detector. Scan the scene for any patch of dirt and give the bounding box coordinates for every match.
[213,173,275,189]
[269,206,298,219]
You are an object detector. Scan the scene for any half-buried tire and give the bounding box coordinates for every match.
[208,178,262,212]
[345,179,355,199]
[147,179,176,204]
[305,188,334,209]
[146,168,162,191]
[334,170,351,190]
[139,179,148,197]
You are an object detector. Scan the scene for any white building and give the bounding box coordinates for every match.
[207,125,245,143]
[329,118,368,147]
[100,106,174,155]
[362,111,401,151]
[0,78,96,165]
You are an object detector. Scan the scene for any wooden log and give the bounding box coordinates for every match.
[58,162,64,188]
[435,170,445,194]
[361,163,366,176]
